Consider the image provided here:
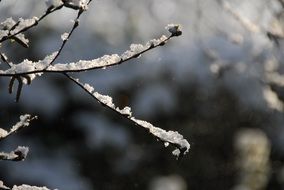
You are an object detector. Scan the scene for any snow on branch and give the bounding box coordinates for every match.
[0,114,36,161]
[0,28,177,77]
[130,118,190,157]
[66,75,190,159]
[0,146,29,161]
[0,0,91,44]
[0,21,189,158]
[0,180,9,190]
[0,17,38,47]
[0,1,89,102]
[0,182,53,190]
[11,184,53,190]
[0,114,37,141]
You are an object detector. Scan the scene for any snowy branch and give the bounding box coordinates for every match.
[0,114,36,161]
[0,9,59,44]
[0,181,53,190]
[0,146,29,161]
[11,184,53,190]
[0,18,189,158]
[66,75,190,159]
[0,0,91,102]
[0,0,91,44]
[0,180,9,190]
[0,114,37,141]
[0,0,188,189]
[0,31,178,77]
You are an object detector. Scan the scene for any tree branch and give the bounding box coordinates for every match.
[0,114,37,141]
[0,31,177,77]
[65,75,190,159]
[0,146,29,161]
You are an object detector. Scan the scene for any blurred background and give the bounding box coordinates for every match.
[1,0,284,189]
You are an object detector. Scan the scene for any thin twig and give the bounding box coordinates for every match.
[44,7,86,68]
[0,52,12,67]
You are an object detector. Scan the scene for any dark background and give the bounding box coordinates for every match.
[1,0,284,190]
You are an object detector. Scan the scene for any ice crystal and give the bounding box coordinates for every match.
[0,30,8,40]
[1,17,16,29]
[14,33,29,48]
[0,17,38,46]
[0,128,8,138]
[117,106,132,117]
[130,44,145,52]
[147,35,168,47]
[61,32,69,41]
[120,44,145,60]
[10,17,38,35]
[164,142,169,147]
[93,92,115,108]
[83,83,94,93]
